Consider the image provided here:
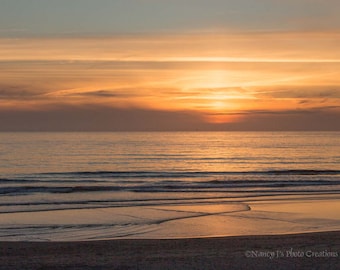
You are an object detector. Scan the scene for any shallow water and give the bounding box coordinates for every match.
[0,132,339,240]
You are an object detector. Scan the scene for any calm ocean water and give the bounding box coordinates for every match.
[0,132,339,240]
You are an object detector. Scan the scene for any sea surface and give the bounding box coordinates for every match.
[0,132,339,240]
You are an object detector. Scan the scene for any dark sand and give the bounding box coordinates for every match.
[1,231,340,270]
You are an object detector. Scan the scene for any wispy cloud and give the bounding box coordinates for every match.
[1,30,340,130]
[1,31,340,62]
[1,103,339,131]
[253,87,340,99]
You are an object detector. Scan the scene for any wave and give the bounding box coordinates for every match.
[49,169,340,176]
[0,185,123,195]
[1,169,339,197]
[263,169,340,175]
[1,189,340,215]
[35,169,340,179]
[2,179,340,195]
[2,169,339,184]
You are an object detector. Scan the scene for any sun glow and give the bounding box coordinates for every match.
[1,30,340,129]
[183,70,231,89]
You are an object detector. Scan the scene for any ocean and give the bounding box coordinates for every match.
[0,132,339,241]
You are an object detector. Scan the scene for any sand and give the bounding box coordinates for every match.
[3,195,340,241]
[1,231,340,270]
[2,195,340,268]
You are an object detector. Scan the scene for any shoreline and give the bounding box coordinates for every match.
[1,231,340,269]
[2,194,340,241]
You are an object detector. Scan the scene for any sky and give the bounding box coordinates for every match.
[0,0,339,131]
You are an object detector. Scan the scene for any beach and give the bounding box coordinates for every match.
[1,231,339,270]
[1,196,340,269]
[1,132,339,268]
[1,0,340,268]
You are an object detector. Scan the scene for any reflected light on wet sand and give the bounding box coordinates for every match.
[1,196,340,241]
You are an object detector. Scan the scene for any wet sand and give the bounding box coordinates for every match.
[2,195,340,241]
[1,231,340,270]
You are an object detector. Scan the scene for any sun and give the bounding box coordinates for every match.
[205,91,235,111]
[201,90,248,124]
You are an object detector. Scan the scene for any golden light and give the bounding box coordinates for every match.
[184,70,231,89]
[211,100,226,111]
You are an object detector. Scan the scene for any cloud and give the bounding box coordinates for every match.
[0,85,46,100]
[0,105,209,132]
[254,87,340,99]
[222,110,340,131]
[1,32,339,131]
[45,89,135,98]
[210,105,340,116]
[1,31,340,62]
[0,104,339,131]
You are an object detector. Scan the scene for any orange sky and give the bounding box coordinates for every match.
[1,1,340,131]
[1,32,340,126]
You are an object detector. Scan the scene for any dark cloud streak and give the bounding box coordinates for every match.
[0,105,339,131]
[0,105,208,132]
